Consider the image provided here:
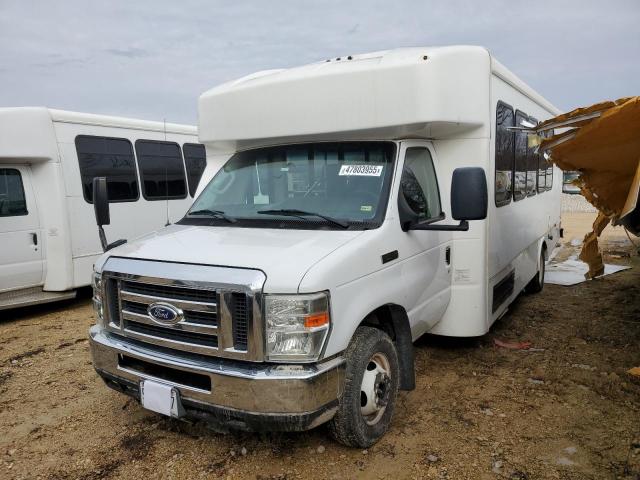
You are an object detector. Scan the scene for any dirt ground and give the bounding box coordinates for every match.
[1,211,639,480]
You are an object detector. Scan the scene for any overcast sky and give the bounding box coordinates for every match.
[1,0,638,124]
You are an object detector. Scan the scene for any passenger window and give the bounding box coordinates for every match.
[183,143,206,197]
[537,129,554,191]
[545,129,554,190]
[135,140,187,200]
[513,111,528,201]
[400,147,442,221]
[495,102,514,207]
[537,137,546,194]
[0,169,28,216]
[76,135,139,203]
[526,117,538,196]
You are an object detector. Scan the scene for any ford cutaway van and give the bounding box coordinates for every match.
[89,46,562,447]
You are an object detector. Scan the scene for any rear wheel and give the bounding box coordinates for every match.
[525,248,546,294]
[329,326,399,448]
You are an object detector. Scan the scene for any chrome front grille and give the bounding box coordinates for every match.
[119,280,219,351]
[101,257,265,362]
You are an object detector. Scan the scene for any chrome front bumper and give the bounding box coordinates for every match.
[89,326,345,431]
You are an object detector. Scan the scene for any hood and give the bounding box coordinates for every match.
[98,224,365,292]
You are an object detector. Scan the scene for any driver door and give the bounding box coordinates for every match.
[396,141,453,337]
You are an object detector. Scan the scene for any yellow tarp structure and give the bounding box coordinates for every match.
[537,96,640,278]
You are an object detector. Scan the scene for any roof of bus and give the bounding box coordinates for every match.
[205,46,559,116]
[49,108,197,134]
[198,46,560,148]
[0,107,197,135]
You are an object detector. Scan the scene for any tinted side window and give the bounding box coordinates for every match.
[526,116,538,196]
[545,129,554,190]
[513,110,528,201]
[538,129,548,193]
[76,135,139,203]
[183,143,206,197]
[537,132,547,194]
[135,140,187,200]
[495,102,514,207]
[400,147,442,221]
[0,169,28,216]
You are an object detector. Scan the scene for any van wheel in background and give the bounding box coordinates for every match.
[329,326,399,448]
[525,248,546,294]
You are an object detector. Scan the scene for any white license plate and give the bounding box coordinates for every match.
[140,380,182,417]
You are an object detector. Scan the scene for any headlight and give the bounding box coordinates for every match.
[265,292,330,362]
[92,272,104,325]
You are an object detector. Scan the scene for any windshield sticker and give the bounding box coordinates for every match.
[253,193,270,205]
[339,164,383,176]
[360,205,372,212]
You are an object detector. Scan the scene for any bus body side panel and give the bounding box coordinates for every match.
[487,74,562,324]
[33,160,75,291]
[428,138,490,337]
[53,121,199,289]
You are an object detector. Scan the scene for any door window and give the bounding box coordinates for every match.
[0,168,28,217]
[400,147,442,221]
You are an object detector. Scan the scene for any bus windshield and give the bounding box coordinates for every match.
[185,142,396,229]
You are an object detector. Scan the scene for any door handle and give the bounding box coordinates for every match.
[31,232,38,248]
[445,246,451,265]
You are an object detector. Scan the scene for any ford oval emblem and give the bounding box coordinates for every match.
[147,302,183,326]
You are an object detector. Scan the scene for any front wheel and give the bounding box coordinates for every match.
[328,326,399,448]
[525,248,546,294]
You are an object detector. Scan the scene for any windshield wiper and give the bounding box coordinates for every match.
[257,209,349,228]
[187,209,237,223]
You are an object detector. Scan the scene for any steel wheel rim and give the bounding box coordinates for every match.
[360,352,392,425]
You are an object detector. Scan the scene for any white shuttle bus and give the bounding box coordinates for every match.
[0,108,205,310]
[89,47,562,447]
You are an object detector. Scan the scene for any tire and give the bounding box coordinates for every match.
[328,326,399,448]
[525,248,546,294]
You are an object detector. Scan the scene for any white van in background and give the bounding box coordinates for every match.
[89,46,562,447]
[0,108,204,309]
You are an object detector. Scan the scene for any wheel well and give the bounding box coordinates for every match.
[359,305,415,391]
[360,305,396,339]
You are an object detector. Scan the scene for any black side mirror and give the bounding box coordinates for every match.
[451,167,488,221]
[93,177,127,251]
[406,167,487,232]
[93,177,110,227]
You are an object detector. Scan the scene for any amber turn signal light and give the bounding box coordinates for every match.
[304,312,329,328]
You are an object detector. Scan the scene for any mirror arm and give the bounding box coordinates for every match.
[98,225,127,251]
[410,220,469,231]
[106,239,127,250]
[98,226,108,251]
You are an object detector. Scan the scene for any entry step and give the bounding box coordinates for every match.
[0,286,76,311]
